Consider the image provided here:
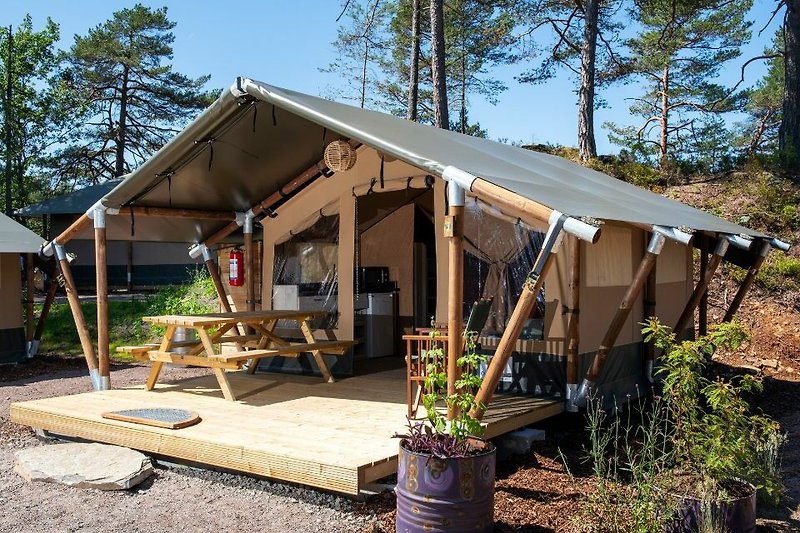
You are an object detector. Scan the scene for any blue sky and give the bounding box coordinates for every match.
[5,0,782,154]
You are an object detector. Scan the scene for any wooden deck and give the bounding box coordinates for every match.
[10,367,563,495]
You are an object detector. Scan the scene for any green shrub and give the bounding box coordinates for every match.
[144,268,217,336]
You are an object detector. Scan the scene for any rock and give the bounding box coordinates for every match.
[759,358,779,369]
[495,427,546,456]
[15,442,153,490]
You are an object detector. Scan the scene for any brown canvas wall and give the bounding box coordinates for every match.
[0,253,23,329]
[359,203,415,330]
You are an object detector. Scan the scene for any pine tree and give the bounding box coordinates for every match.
[606,0,752,169]
[516,0,625,161]
[0,16,71,215]
[56,4,214,183]
[739,32,783,156]
[323,0,393,109]
[780,0,800,170]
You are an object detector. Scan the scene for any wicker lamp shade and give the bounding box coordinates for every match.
[324,140,357,172]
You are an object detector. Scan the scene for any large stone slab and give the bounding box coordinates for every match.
[15,442,153,490]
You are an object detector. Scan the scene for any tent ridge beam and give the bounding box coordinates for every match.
[190,139,360,253]
[441,166,601,244]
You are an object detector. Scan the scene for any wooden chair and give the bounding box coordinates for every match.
[402,298,493,418]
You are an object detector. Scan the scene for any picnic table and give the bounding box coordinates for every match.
[117,310,355,401]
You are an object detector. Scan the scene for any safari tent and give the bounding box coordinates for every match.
[10,78,788,494]
[0,213,44,363]
[17,180,203,290]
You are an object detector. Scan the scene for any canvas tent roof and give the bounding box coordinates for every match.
[91,77,769,244]
[0,212,44,253]
[17,180,123,217]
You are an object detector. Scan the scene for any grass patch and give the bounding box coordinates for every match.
[729,253,800,292]
[39,269,218,356]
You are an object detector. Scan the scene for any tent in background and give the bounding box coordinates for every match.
[0,213,43,363]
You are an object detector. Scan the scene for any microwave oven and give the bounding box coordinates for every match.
[355,266,391,293]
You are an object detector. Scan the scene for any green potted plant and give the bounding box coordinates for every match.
[395,329,496,533]
[642,318,784,533]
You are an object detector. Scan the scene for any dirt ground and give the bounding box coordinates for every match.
[3,346,799,532]
[0,357,381,533]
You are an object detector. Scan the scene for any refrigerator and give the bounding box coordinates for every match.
[355,292,396,358]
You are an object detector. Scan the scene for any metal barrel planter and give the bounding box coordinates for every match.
[395,438,496,533]
[666,481,756,533]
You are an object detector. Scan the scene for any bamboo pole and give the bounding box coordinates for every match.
[446,198,465,420]
[94,210,110,390]
[698,235,709,336]
[565,235,581,412]
[723,240,771,322]
[25,253,33,344]
[472,215,567,420]
[672,237,730,338]
[54,243,100,388]
[575,231,666,405]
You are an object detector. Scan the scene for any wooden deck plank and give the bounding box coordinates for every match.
[10,367,562,494]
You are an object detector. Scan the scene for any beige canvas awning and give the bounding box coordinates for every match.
[0,212,44,253]
[86,77,772,245]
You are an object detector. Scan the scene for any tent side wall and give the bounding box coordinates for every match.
[50,215,201,288]
[0,253,26,363]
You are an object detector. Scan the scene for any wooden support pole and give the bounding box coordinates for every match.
[94,210,110,390]
[126,241,133,292]
[205,258,233,313]
[468,178,601,244]
[723,240,771,322]
[565,236,581,412]
[672,237,730,338]
[25,253,34,343]
[30,278,57,356]
[54,213,91,246]
[644,250,657,381]
[699,235,709,336]
[116,206,237,220]
[54,243,100,388]
[446,201,465,420]
[472,216,567,420]
[579,232,666,400]
[244,219,256,313]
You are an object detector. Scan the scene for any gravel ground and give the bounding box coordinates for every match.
[0,359,381,533]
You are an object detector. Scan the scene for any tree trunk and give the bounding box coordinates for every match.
[407,0,420,121]
[361,40,368,108]
[460,54,467,134]
[114,64,130,178]
[781,0,800,173]
[577,0,598,161]
[4,25,12,216]
[659,64,669,168]
[430,0,449,129]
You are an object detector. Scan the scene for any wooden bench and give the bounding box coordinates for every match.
[212,340,356,364]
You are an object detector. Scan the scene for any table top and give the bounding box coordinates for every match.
[142,309,329,327]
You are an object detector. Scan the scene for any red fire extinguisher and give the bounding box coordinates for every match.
[229,247,244,286]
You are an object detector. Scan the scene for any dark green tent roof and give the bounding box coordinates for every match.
[17,180,123,217]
